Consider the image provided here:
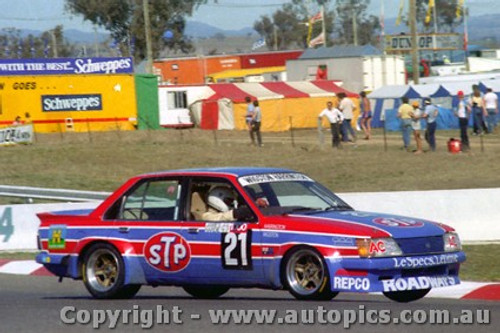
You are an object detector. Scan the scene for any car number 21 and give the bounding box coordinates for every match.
[221,230,252,270]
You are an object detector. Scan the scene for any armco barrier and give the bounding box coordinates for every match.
[0,202,100,251]
[340,188,500,244]
[0,188,498,251]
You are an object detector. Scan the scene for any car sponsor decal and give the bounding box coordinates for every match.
[392,254,460,269]
[48,225,67,249]
[221,230,252,270]
[205,222,248,233]
[382,276,458,292]
[143,232,191,272]
[333,276,371,291]
[238,173,313,186]
[373,217,424,228]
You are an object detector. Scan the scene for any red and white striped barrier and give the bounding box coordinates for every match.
[1,260,498,301]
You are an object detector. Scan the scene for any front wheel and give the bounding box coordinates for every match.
[282,247,338,301]
[383,289,431,303]
[82,243,141,299]
[183,286,229,299]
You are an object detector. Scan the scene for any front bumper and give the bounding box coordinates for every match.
[328,251,466,293]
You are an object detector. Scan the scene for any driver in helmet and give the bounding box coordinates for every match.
[202,186,253,222]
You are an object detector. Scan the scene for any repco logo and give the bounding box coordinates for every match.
[144,232,191,272]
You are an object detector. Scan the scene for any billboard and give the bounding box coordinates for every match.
[0,57,133,76]
[385,33,463,52]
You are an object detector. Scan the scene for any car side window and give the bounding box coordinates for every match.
[106,179,182,221]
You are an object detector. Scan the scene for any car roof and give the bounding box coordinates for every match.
[140,167,297,178]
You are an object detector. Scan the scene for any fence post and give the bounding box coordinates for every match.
[382,121,388,152]
[317,118,325,147]
[289,116,295,147]
[212,129,218,145]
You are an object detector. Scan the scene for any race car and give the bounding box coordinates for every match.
[36,167,465,302]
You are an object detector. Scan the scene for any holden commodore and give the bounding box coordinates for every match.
[36,167,465,302]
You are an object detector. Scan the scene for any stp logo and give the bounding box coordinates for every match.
[144,232,191,272]
[373,217,424,228]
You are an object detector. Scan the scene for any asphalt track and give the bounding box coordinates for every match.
[0,274,498,333]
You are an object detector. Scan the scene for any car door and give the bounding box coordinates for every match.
[105,177,191,283]
[180,176,264,283]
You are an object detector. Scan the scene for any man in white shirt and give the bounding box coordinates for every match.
[318,101,344,148]
[338,92,357,142]
[483,87,498,134]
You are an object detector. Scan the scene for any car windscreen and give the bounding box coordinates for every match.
[238,173,352,216]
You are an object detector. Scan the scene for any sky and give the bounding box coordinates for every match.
[0,0,499,33]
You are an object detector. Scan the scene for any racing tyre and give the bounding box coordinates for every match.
[183,286,229,299]
[82,243,141,299]
[282,247,338,301]
[383,288,431,303]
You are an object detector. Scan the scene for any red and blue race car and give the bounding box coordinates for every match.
[36,167,465,302]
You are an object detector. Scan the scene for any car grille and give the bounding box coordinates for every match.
[396,236,444,255]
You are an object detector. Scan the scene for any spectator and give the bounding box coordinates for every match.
[250,100,263,147]
[12,116,23,126]
[410,101,423,154]
[483,87,498,134]
[454,90,470,151]
[245,96,255,143]
[338,92,357,143]
[469,85,487,135]
[24,112,32,125]
[359,91,372,140]
[318,100,344,148]
[397,97,413,151]
[422,97,439,152]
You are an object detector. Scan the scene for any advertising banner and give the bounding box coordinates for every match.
[385,33,463,52]
[0,124,33,146]
[0,57,133,76]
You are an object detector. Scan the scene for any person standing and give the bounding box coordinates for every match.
[410,101,423,154]
[250,100,263,147]
[245,96,255,143]
[397,97,413,151]
[469,85,487,135]
[338,92,357,142]
[422,97,439,152]
[483,87,498,134]
[359,91,372,140]
[454,90,470,151]
[318,101,344,148]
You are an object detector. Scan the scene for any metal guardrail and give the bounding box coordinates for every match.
[0,185,111,202]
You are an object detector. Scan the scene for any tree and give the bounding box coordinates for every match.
[253,1,334,50]
[415,0,464,33]
[65,0,207,61]
[0,25,75,59]
[333,0,380,46]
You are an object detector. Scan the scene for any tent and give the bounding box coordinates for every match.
[190,81,359,131]
[368,85,421,127]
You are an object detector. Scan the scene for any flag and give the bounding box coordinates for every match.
[252,38,266,50]
[456,0,464,18]
[425,0,435,24]
[43,37,50,58]
[309,32,324,48]
[310,11,323,24]
[396,0,405,26]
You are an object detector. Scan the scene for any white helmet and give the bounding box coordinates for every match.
[207,186,235,212]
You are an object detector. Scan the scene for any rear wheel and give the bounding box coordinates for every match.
[383,289,431,303]
[183,286,229,299]
[82,243,141,299]
[282,247,338,301]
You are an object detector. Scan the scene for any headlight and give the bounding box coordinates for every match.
[356,238,402,258]
[443,232,462,252]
